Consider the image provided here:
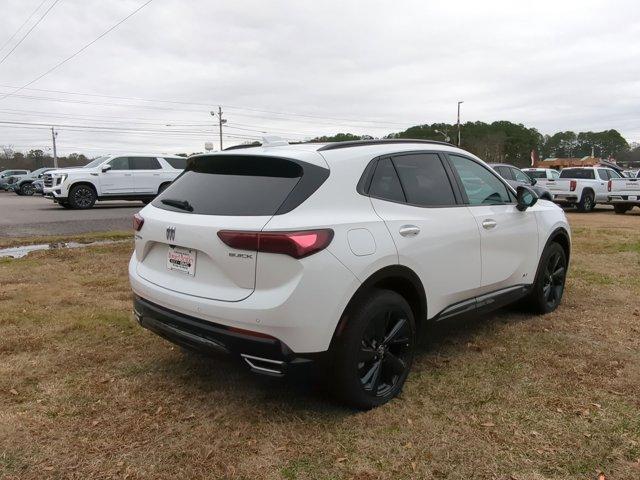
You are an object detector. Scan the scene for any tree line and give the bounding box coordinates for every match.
[0,146,90,171]
[313,122,635,168]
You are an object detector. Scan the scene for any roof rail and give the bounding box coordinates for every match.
[316,138,454,152]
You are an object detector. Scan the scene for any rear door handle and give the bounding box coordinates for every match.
[482,219,497,230]
[124,174,132,177]
[399,225,420,237]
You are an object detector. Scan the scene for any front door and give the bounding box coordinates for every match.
[367,153,482,318]
[447,154,539,292]
[100,157,134,194]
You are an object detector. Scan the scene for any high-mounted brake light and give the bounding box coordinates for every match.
[569,180,577,192]
[607,180,612,192]
[218,229,334,259]
[133,213,144,231]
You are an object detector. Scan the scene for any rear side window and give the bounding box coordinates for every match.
[369,158,405,203]
[392,154,456,206]
[130,157,161,170]
[164,157,187,169]
[525,170,547,179]
[560,169,595,179]
[153,155,327,216]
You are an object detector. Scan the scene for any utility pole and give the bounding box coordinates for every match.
[51,126,58,168]
[457,101,464,147]
[211,106,227,151]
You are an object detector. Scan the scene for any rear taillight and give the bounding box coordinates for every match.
[607,180,612,192]
[570,180,577,192]
[133,213,144,231]
[218,229,334,259]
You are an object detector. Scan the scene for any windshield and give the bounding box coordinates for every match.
[560,169,595,180]
[83,156,109,169]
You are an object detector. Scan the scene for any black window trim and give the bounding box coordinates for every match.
[358,149,466,208]
[443,153,517,206]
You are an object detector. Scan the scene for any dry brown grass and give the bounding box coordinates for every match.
[0,230,132,249]
[1,211,640,479]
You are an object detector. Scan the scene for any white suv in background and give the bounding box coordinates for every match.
[43,154,187,209]
[129,139,571,409]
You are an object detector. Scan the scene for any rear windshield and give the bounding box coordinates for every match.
[525,171,547,179]
[152,155,325,216]
[164,157,187,169]
[560,169,595,179]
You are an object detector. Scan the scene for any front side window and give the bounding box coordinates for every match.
[108,157,130,170]
[512,168,532,184]
[130,157,161,170]
[494,166,513,180]
[597,169,610,180]
[449,155,512,206]
[392,153,456,206]
[369,158,405,203]
[608,170,622,179]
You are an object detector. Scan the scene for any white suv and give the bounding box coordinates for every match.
[129,139,571,408]
[43,154,187,209]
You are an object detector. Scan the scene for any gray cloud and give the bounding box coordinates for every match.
[0,0,638,156]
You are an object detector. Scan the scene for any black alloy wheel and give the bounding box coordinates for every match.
[526,242,567,314]
[358,308,412,397]
[332,289,416,409]
[68,185,97,209]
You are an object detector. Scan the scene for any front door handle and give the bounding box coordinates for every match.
[399,225,421,237]
[482,219,497,230]
[124,173,132,177]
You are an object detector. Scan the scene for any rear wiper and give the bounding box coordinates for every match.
[161,198,193,212]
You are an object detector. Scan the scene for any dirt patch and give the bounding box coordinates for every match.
[1,215,640,479]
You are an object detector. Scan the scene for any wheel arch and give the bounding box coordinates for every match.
[69,180,98,195]
[330,265,427,346]
[581,187,595,199]
[545,226,571,265]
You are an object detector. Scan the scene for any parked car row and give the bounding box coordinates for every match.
[1,154,188,208]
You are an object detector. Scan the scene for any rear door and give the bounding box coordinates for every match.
[101,157,134,194]
[368,152,482,316]
[130,156,163,194]
[447,154,539,292]
[135,154,326,302]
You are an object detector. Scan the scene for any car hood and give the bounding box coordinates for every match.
[47,168,87,176]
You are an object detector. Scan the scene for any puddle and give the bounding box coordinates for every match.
[0,240,129,259]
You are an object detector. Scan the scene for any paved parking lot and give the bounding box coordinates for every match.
[0,191,141,237]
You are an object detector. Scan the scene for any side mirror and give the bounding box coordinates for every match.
[516,185,538,211]
[530,177,537,186]
[101,165,112,173]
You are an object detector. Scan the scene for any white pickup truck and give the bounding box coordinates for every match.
[608,170,640,214]
[43,154,187,209]
[543,166,623,212]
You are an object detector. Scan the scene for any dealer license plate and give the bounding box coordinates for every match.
[166,246,196,276]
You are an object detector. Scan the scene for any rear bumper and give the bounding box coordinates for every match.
[133,295,323,376]
[608,195,639,203]
[552,194,578,203]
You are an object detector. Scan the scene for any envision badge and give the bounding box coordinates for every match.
[166,226,176,242]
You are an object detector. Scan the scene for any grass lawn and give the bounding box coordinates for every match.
[1,210,640,479]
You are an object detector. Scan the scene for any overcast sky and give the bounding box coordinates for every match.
[0,0,639,157]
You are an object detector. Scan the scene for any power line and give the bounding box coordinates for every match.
[0,0,49,54]
[0,0,155,101]
[0,0,62,68]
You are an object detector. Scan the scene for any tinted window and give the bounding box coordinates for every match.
[164,157,187,169]
[449,155,512,205]
[108,157,130,170]
[608,170,621,179]
[130,157,161,170]
[369,158,405,203]
[494,166,513,180]
[559,169,595,179]
[512,168,531,184]
[153,155,314,216]
[525,170,547,179]
[392,154,456,206]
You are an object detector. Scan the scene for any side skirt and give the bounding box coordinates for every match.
[432,284,532,322]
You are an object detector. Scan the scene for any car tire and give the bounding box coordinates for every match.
[20,183,36,196]
[525,242,567,314]
[576,191,595,212]
[613,204,631,214]
[68,184,97,209]
[331,289,416,409]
